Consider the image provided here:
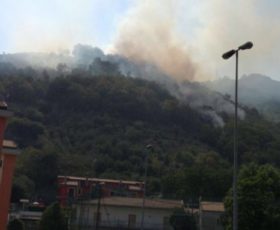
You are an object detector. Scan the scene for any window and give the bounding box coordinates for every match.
[68,188,75,198]
[80,180,85,187]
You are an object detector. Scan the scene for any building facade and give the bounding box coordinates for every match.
[73,196,183,230]
[0,105,20,230]
[199,201,224,230]
[57,175,144,206]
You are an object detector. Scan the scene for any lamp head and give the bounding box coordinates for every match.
[238,41,253,50]
[222,49,236,59]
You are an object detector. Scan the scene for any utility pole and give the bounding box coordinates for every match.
[95,183,102,230]
[141,144,153,230]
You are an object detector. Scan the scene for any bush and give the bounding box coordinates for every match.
[39,202,68,230]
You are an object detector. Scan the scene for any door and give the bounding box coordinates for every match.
[128,214,136,228]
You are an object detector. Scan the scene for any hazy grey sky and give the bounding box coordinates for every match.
[1,0,280,80]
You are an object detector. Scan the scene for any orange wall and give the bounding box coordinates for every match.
[0,117,6,146]
[0,153,17,229]
[0,116,9,230]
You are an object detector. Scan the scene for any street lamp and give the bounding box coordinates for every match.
[222,41,253,230]
[141,144,153,230]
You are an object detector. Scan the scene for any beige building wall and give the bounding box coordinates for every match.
[75,202,174,229]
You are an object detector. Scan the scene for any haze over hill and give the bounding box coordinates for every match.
[0,44,247,127]
[204,74,280,121]
[4,44,280,124]
[2,0,280,80]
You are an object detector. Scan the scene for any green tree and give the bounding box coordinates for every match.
[11,175,35,202]
[223,163,280,230]
[7,117,44,147]
[162,152,232,201]
[39,202,68,230]
[16,149,58,203]
[7,219,25,230]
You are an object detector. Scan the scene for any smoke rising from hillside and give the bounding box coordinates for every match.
[113,0,280,81]
[0,43,246,127]
[194,0,280,80]
[113,0,198,82]
[3,0,280,125]
[4,0,280,80]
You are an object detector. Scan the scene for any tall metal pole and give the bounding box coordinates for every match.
[141,150,148,230]
[140,145,152,230]
[222,41,253,230]
[95,184,102,230]
[233,51,239,230]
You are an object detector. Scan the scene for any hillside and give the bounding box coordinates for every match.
[204,74,280,121]
[0,58,280,205]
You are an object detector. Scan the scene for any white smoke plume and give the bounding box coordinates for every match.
[4,0,279,126]
[113,0,280,81]
[113,0,198,81]
[4,0,280,80]
[195,0,280,80]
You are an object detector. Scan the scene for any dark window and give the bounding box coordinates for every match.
[68,188,75,198]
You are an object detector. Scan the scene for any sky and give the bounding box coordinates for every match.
[0,0,134,52]
[1,0,280,81]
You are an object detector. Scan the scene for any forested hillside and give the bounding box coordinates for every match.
[1,61,280,205]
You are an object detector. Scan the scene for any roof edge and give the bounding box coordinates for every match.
[0,110,13,118]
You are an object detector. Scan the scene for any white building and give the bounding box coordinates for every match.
[73,196,184,229]
[199,201,224,230]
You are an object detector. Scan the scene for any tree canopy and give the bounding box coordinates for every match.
[0,62,279,206]
[39,202,68,230]
[223,163,280,230]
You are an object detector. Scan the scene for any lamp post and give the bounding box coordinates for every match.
[141,144,153,230]
[222,41,253,230]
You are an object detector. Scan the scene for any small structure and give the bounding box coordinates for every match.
[73,196,183,230]
[0,104,20,230]
[57,175,144,206]
[199,201,224,230]
[9,200,45,229]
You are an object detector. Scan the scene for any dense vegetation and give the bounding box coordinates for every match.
[223,164,280,230]
[1,61,280,206]
[39,202,68,230]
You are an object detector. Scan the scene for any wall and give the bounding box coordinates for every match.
[74,203,173,229]
[0,153,17,229]
[201,211,224,230]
